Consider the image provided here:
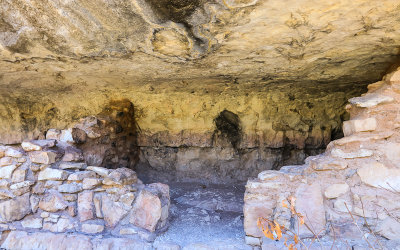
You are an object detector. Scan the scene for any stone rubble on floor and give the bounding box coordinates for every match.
[244,67,400,246]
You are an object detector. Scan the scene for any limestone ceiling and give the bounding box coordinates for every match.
[0,0,400,85]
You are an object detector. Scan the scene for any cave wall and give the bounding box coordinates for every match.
[0,73,367,182]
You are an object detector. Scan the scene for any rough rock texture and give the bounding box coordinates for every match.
[0,128,170,245]
[1,0,400,183]
[244,67,400,246]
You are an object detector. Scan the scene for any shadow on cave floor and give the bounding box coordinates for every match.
[153,182,247,248]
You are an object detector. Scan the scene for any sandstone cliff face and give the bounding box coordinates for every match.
[1,1,400,181]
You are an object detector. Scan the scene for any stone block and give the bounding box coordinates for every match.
[83,178,102,189]
[343,118,377,136]
[58,183,83,193]
[357,162,400,191]
[0,165,17,179]
[349,93,394,108]
[68,171,96,181]
[102,194,128,227]
[324,183,349,199]
[21,217,43,229]
[39,190,67,212]
[59,162,86,170]
[0,157,13,167]
[81,222,104,234]
[5,148,23,158]
[78,191,94,222]
[38,167,68,181]
[29,151,57,164]
[0,193,31,222]
[130,189,162,232]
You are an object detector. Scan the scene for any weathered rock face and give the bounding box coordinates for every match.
[1,0,400,182]
[244,67,400,244]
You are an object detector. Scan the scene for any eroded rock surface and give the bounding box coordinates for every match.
[244,67,400,246]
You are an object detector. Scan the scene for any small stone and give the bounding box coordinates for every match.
[376,217,400,240]
[357,162,400,191]
[12,186,30,196]
[0,157,13,167]
[38,167,69,181]
[119,192,135,206]
[309,156,348,171]
[0,165,17,179]
[10,181,34,190]
[44,218,74,232]
[40,212,50,218]
[119,227,138,235]
[21,142,42,151]
[93,194,103,218]
[72,128,87,144]
[59,162,86,170]
[130,190,162,232]
[11,168,26,183]
[46,129,61,140]
[44,214,59,223]
[83,178,102,189]
[78,191,94,222]
[17,157,26,163]
[349,93,394,108]
[324,183,349,199]
[30,164,41,172]
[21,217,43,229]
[60,129,74,143]
[32,182,46,194]
[62,146,84,162]
[0,180,10,188]
[331,148,373,159]
[68,205,76,217]
[87,166,110,177]
[343,118,377,136]
[39,190,67,212]
[58,183,83,193]
[0,193,31,222]
[103,167,137,185]
[5,148,23,158]
[334,199,352,213]
[63,194,78,201]
[68,171,97,181]
[245,236,261,246]
[0,190,15,200]
[81,223,104,234]
[30,195,40,213]
[0,149,4,158]
[29,151,57,164]
[45,180,63,188]
[257,171,284,181]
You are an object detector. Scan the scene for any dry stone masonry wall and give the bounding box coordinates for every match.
[0,121,170,249]
[244,67,400,246]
